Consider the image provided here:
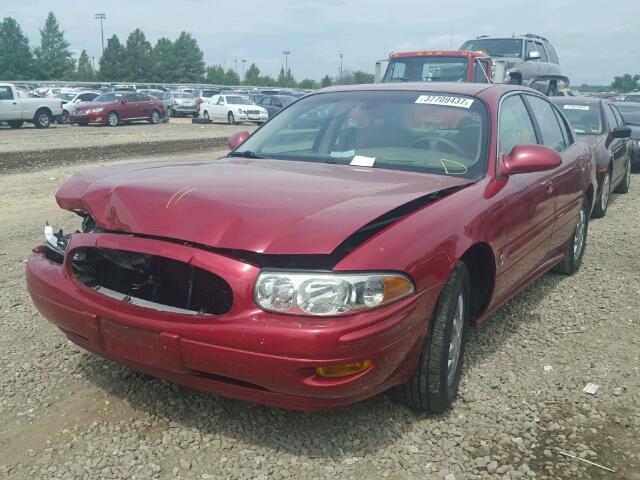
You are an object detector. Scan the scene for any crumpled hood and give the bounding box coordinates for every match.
[56,158,471,255]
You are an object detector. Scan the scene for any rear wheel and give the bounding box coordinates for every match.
[395,262,470,412]
[227,112,236,125]
[58,110,69,124]
[591,171,611,218]
[554,198,588,275]
[614,160,631,194]
[33,109,51,129]
[107,111,119,127]
[8,120,23,129]
[148,109,161,124]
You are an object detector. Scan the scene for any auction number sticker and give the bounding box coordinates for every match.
[415,95,474,108]
[563,104,590,110]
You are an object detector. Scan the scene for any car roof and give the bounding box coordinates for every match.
[317,82,507,96]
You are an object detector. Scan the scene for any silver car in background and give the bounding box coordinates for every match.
[170,92,198,117]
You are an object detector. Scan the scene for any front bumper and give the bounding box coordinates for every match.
[172,106,197,115]
[27,233,434,411]
[236,113,268,123]
[69,112,106,124]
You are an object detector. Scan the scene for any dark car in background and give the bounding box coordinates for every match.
[613,102,640,170]
[553,97,632,217]
[623,94,640,103]
[256,94,295,117]
[69,91,166,127]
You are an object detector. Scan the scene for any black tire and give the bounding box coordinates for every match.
[395,262,470,412]
[554,197,588,275]
[107,111,119,127]
[8,120,23,129]
[547,81,558,97]
[228,112,236,125]
[33,109,52,129]
[203,110,210,121]
[58,110,69,124]
[591,170,611,218]
[77,122,89,127]
[614,159,631,194]
[148,109,161,124]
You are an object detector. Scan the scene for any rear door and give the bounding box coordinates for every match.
[121,93,138,119]
[0,86,22,121]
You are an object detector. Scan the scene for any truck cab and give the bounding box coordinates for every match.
[381,51,493,84]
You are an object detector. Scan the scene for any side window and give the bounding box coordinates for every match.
[0,86,15,100]
[525,41,537,60]
[525,95,567,152]
[552,107,574,148]
[546,44,559,64]
[218,96,226,105]
[474,60,489,83]
[125,94,136,102]
[259,97,271,106]
[498,94,538,154]
[611,105,624,126]
[535,42,548,62]
[603,104,618,130]
[78,93,93,101]
[273,98,282,108]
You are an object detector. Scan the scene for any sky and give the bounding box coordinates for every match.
[4,0,640,85]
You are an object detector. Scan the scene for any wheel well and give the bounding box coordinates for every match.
[585,184,595,211]
[34,107,52,117]
[460,243,495,321]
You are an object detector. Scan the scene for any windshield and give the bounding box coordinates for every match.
[93,93,124,103]
[233,90,488,179]
[615,104,640,125]
[226,96,252,105]
[384,57,469,83]
[558,103,602,134]
[460,39,523,58]
[60,93,76,101]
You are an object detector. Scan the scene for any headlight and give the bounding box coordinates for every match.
[238,108,244,114]
[254,271,414,316]
[91,107,104,113]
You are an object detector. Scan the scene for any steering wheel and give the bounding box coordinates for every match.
[409,136,468,158]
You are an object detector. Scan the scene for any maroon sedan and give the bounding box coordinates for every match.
[69,91,166,126]
[28,83,595,412]
[553,97,632,217]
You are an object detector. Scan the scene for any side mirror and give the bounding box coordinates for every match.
[526,51,541,60]
[611,126,631,139]
[501,144,561,176]
[228,131,251,150]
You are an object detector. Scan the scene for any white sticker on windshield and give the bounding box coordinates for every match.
[415,95,474,108]
[350,155,376,167]
[563,104,590,111]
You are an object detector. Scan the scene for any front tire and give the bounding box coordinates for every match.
[614,159,631,194]
[554,197,588,275]
[33,109,51,129]
[203,110,210,121]
[591,170,611,218]
[107,111,119,127]
[58,110,69,124]
[396,262,470,412]
[8,120,23,129]
[227,112,236,125]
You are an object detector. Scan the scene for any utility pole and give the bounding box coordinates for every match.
[241,59,247,80]
[95,13,106,53]
[91,56,95,71]
[282,50,291,73]
[339,53,343,80]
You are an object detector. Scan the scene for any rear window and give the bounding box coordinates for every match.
[94,93,124,103]
[384,56,469,83]
[460,38,523,58]
[558,103,602,134]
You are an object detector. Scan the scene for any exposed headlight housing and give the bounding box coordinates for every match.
[254,271,414,316]
[238,108,244,114]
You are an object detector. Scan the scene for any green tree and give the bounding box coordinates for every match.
[260,75,276,86]
[0,17,35,79]
[224,68,240,85]
[611,74,640,93]
[277,67,296,87]
[152,37,176,82]
[297,78,315,89]
[33,12,75,80]
[352,70,375,84]
[320,74,332,88]
[172,32,205,82]
[75,49,94,81]
[124,28,152,82]
[206,65,226,84]
[98,35,127,81]
[244,63,261,85]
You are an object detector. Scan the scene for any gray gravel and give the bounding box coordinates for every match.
[0,152,638,480]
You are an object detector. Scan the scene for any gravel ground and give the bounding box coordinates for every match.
[0,151,638,480]
[0,119,255,174]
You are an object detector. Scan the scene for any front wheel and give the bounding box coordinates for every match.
[227,112,236,125]
[107,111,119,127]
[614,160,631,194]
[591,170,610,218]
[33,109,51,129]
[148,109,161,124]
[8,120,23,129]
[395,262,470,412]
[58,110,69,124]
[203,111,210,121]
[554,198,588,275]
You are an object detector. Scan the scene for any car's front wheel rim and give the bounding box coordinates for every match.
[39,113,49,126]
[573,207,586,260]
[601,173,610,212]
[447,291,465,386]
[108,113,117,126]
[152,111,159,123]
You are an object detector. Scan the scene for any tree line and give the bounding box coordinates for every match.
[0,12,374,88]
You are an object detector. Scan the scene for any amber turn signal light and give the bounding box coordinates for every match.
[315,359,374,378]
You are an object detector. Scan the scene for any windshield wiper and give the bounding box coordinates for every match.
[228,150,264,159]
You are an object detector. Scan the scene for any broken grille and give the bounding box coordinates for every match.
[70,247,233,315]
